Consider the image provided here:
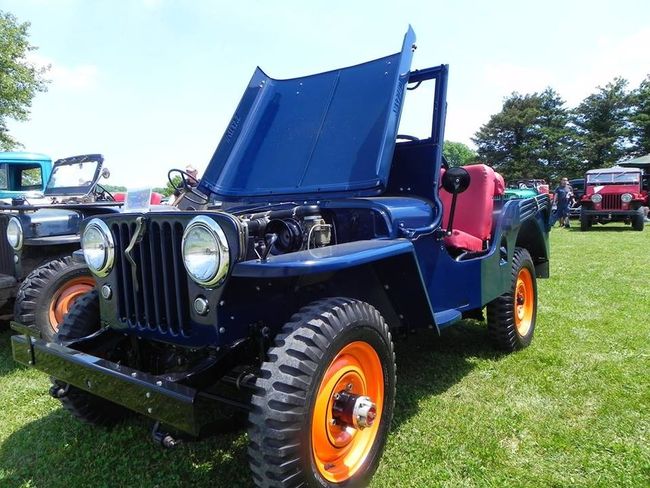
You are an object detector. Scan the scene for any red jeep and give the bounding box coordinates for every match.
[579,166,647,231]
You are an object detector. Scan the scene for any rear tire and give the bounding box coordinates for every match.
[632,210,645,231]
[53,290,129,426]
[14,256,95,342]
[487,248,537,351]
[248,298,396,488]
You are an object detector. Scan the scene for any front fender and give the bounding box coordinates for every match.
[232,239,414,278]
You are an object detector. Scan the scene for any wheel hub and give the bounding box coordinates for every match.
[332,390,377,430]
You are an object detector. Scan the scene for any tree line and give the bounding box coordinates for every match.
[469,78,650,184]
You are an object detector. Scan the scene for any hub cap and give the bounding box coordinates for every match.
[514,267,534,336]
[311,341,384,483]
[48,277,95,331]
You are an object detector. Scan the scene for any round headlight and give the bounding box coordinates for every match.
[82,219,114,277]
[621,193,633,203]
[590,193,603,204]
[6,217,23,250]
[182,216,229,287]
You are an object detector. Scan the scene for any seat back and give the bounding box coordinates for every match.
[439,164,498,242]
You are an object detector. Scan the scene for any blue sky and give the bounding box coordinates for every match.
[3,0,650,187]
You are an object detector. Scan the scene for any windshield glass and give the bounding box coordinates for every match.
[48,161,99,190]
[587,172,640,185]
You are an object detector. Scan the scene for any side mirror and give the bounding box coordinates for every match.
[101,167,111,179]
[442,167,471,194]
[441,167,471,236]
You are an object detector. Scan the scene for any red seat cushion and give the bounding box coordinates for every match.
[439,164,497,251]
[443,229,484,252]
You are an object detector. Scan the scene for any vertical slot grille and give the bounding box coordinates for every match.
[111,220,190,336]
[601,194,622,210]
[0,218,13,275]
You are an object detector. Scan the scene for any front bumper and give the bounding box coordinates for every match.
[581,209,639,218]
[11,322,203,435]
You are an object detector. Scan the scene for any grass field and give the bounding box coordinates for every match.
[0,225,649,487]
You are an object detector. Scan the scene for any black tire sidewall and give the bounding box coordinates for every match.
[513,250,537,347]
[302,323,395,488]
[19,260,94,341]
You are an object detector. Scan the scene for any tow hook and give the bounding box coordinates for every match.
[151,421,181,449]
[48,383,69,399]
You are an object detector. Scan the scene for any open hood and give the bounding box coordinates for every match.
[199,27,416,202]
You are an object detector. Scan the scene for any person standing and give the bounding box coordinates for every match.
[552,177,573,228]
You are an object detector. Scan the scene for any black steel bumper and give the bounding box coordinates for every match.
[581,209,638,217]
[11,322,203,436]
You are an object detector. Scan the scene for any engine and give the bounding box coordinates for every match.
[238,205,334,259]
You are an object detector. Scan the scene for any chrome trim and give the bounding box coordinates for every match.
[7,216,23,251]
[82,218,115,277]
[181,215,230,287]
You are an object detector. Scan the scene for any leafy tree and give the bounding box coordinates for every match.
[572,78,631,170]
[0,11,49,150]
[443,141,477,167]
[472,88,578,182]
[161,175,182,197]
[102,184,127,193]
[629,75,650,157]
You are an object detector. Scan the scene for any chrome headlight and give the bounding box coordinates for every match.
[621,193,633,203]
[182,216,229,287]
[6,217,23,250]
[590,193,602,204]
[82,219,114,277]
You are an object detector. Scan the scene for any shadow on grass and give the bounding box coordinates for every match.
[0,329,23,377]
[0,320,500,487]
[391,319,503,428]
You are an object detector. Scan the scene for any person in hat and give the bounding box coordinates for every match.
[185,164,199,187]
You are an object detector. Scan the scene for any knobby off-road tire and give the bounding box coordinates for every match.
[580,211,591,231]
[53,290,129,426]
[14,256,95,342]
[487,247,537,352]
[248,298,396,488]
[632,210,645,231]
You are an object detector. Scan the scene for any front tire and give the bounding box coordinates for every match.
[53,290,129,426]
[580,210,591,231]
[632,210,645,231]
[248,298,396,488]
[14,256,95,341]
[487,248,537,351]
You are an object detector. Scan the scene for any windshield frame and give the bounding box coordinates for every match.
[586,171,641,185]
[44,154,104,197]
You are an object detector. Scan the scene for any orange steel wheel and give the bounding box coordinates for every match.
[48,277,95,330]
[311,341,384,483]
[514,267,534,336]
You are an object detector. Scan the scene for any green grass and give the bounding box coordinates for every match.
[1,224,649,487]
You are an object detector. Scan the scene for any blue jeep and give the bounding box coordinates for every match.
[1,154,121,338]
[11,28,550,488]
[0,152,52,201]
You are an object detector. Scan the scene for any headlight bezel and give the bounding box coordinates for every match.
[620,193,633,203]
[82,218,114,277]
[182,215,230,287]
[590,193,603,204]
[6,216,23,250]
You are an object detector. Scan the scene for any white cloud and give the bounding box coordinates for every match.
[26,52,98,90]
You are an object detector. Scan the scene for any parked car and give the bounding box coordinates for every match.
[504,178,549,200]
[579,166,647,231]
[0,152,52,201]
[0,154,122,338]
[11,28,551,488]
